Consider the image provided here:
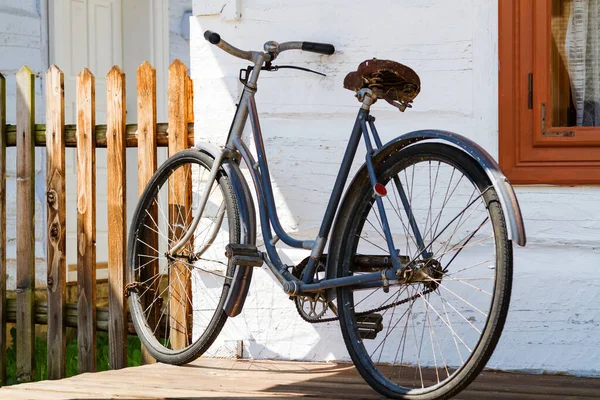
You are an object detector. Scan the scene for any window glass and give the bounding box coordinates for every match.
[551,0,600,127]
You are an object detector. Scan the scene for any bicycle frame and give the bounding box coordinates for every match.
[168,53,421,295]
[169,49,526,298]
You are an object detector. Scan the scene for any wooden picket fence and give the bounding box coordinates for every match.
[0,60,194,384]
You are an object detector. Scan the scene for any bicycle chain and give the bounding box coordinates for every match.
[298,287,435,324]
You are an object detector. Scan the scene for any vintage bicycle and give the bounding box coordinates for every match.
[126,31,526,399]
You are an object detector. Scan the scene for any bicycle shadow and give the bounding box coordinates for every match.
[203,246,352,363]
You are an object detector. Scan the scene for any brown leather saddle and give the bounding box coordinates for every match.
[343,59,421,111]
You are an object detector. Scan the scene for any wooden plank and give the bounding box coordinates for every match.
[15,66,36,383]
[45,65,67,380]
[67,261,107,273]
[5,299,137,334]
[0,72,6,386]
[76,68,96,373]
[168,59,191,350]
[137,61,158,365]
[5,122,194,147]
[2,359,600,399]
[106,66,127,370]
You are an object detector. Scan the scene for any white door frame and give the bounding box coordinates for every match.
[148,0,170,121]
[46,0,170,277]
[47,0,169,120]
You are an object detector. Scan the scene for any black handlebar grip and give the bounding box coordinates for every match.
[204,30,221,45]
[301,42,335,55]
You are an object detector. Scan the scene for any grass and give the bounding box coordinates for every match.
[4,327,142,385]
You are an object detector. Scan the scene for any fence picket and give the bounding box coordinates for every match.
[0,73,6,386]
[76,68,97,373]
[16,66,36,383]
[46,65,67,380]
[106,66,127,370]
[1,60,195,381]
[137,61,158,364]
[168,60,191,349]
[184,74,194,317]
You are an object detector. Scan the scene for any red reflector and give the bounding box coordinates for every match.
[374,183,387,197]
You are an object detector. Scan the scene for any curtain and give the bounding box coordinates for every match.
[565,0,600,126]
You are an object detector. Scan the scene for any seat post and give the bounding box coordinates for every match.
[356,88,377,110]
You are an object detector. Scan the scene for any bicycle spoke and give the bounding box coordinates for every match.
[365,217,389,243]
[376,289,407,363]
[447,258,495,277]
[405,188,490,266]
[418,293,472,353]
[436,281,487,318]
[441,298,465,364]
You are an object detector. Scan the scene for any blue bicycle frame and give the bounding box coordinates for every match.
[170,34,526,303]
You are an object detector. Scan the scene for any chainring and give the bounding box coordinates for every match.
[291,256,439,323]
[294,292,329,321]
[292,257,332,321]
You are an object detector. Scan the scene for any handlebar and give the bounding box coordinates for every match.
[301,42,335,55]
[204,30,335,61]
[204,31,221,45]
[204,30,253,61]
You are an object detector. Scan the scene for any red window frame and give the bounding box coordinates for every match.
[499,0,600,184]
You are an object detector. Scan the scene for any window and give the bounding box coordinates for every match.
[499,0,600,184]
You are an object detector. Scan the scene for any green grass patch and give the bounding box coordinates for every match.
[5,327,142,385]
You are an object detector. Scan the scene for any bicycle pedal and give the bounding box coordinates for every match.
[225,244,263,267]
[357,313,384,340]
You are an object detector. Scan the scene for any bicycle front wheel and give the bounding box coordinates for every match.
[332,143,512,399]
[127,149,240,365]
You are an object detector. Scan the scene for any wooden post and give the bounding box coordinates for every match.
[137,61,158,364]
[76,68,96,373]
[168,60,191,349]
[106,66,127,370]
[45,65,67,380]
[0,73,6,386]
[16,66,36,383]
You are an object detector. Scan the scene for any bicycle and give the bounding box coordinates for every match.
[126,31,527,399]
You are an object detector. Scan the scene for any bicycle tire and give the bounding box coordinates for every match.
[127,149,240,365]
[332,143,512,399]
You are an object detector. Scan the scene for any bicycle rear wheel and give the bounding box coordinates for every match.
[332,143,512,399]
[127,149,240,365]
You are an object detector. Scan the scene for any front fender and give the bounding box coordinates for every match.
[193,143,256,317]
[372,130,526,246]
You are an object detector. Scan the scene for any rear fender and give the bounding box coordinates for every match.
[374,130,526,246]
[193,143,256,317]
[326,129,526,299]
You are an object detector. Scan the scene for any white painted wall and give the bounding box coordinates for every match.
[0,1,47,289]
[0,0,184,286]
[169,0,192,67]
[190,0,600,376]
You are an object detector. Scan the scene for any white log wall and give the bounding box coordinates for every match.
[191,0,600,376]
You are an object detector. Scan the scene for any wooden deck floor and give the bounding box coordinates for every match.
[0,359,599,399]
